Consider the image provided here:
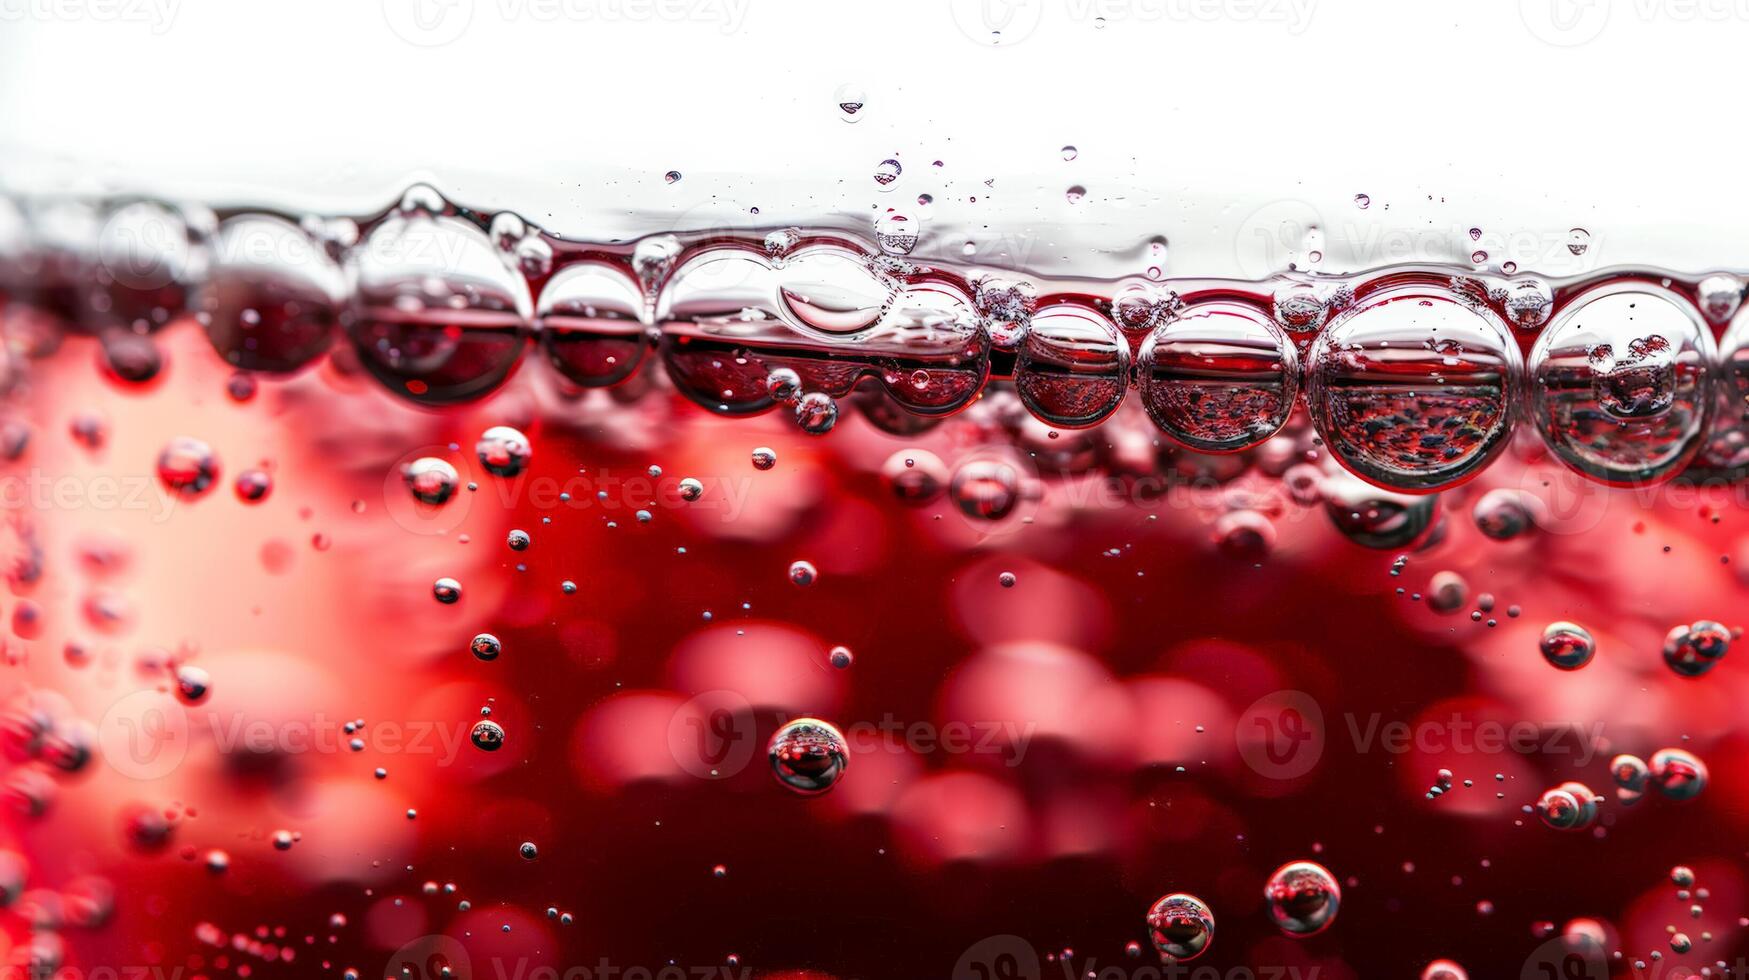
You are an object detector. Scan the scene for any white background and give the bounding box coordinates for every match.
[0,0,1742,277]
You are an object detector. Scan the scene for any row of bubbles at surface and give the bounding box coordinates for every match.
[4,185,1749,494]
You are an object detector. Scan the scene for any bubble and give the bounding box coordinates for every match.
[1065,185,1086,204]
[433,578,463,604]
[233,468,272,503]
[951,458,1023,522]
[880,449,947,505]
[174,665,211,704]
[767,718,848,795]
[1215,510,1275,562]
[1471,488,1543,541]
[519,841,538,860]
[678,477,705,502]
[998,571,1017,588]
[1146,893,1214,962]
[1264,861,1340,937]
[1427,570,1468,613]
[535,261,649,388]
[787,560,818,587]
[1272,284,1327,333]
[349,209,532,404]
[1528,284,1714,485]
[1306,287,1520,491]
[1567,228,1591,256]
[794,392,839,434]
[475,426,532,477]
[751,447,777,470]
[828,646,853,669]
[507,529,530,551]
[470,720,505,752]
[1539,622,1596,670]
[1420,960,1468,980]
[1662,620,1730,677]
[402,457,460,505]
[1015,304,1128,427]
[199,215,345,373]
[271,830,296,851]
[1060,145,1079,161]
[834,83,866,123]
[1698,274,1742,322]
[1649,748,1707,800]
[873,211,919,255]
[873,159,902,188]
[1138,300,1299,452]
[1671,865,1696,887]
[471,633,502,662]
[157,437,219,497]
[663,171,682,185]
[1321,473,1439,549]
[1537,784,1594,831]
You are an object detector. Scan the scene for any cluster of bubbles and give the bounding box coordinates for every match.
[9,187,1749,491]
[1611,748,1709,805]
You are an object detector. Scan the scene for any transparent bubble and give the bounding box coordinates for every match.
[767,718,848,795]
[433,578,463,604]
[1264,861,1340,937]
[174,665,211,705]
[873,159,902,188]
[475,426,532,477]
[794,392,839,434]
[199,215,344,373]
[1539,622,1595,670]
[1471,487,1543,541]
[833,83,866,123]
[751,447,777,470]
[1321,473,1439,549]
[157,437,219,497]
[1567,228,1591,256]
[1698,274,1742,322]
[951,458,1022,521]
[1306,286,1520,492]
[828,646,853,669]
[765,368,802,403]
[233,469,271,503]
[1528,284,1714,486]
[1214,510,1275,562]
[402,457,460,505]
[1671,865,1696,887]
[787,560,818,586]
[1503,278,1554,331]
[535,261,648,388]
[1138,300,1298,452]
[880,449,947,505]
[470,720,505,752]
[1421,960,1468,980]
[1015,304,1128,427]
[1648,747,1707,800]
[1662,620,1729,678]
[1272,283,1328,333]
[350,211,532,404]
[1146,893,1214,962]
[678,477,705,502]
[471,633,501,661]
